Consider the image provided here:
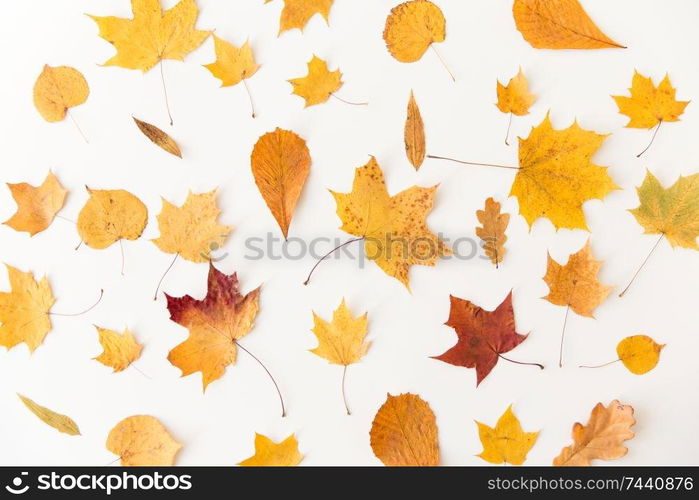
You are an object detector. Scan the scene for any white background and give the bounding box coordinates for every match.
[0,0,698,466]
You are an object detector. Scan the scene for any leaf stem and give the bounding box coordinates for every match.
[579,358,621,369]
[331,93,368,106]
[153,253,178,300]
[50,289,103,317]
[504,112,513,146]
[430,45,455,82]
[119,239,125,276]
[160,60,174,126]
[243,79,256,118]
[497,353,544,370]
[341,364,351,416]
[426,154,519,170]
[619,233,664,298]
[637,120,662,158]
[559,281,577,367]
[234,340,286,417]
[303,237,364,286]
[68,111,89,144]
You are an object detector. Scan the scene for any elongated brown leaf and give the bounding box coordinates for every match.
[476,197,509,267]
[405,90,425,170]
[133,117,182,158]
[18,394,81,436]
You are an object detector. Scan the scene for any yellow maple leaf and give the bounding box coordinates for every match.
[511,114,618,230]
[331,157,449,289]
[476,406,539,465]
[152,190,232,263]
[0,265,55,352]
[88,0,210,72]
[617,335,665,375]
[77,188,148,250]
[107,415,181,466]
[497,67,536,116]
[544,241,612,317]
[288,55,342,107]
[383,0,446,63]
[93,326,143,372]
[18,394,81,436]
[33,65,89,122]
[166,263,261,390]
[204,35,259,87]
[310,299,370,365]
[613,71,689,129]
[4,171,67,236]
[238,433,303,466]
[270,0,333,35]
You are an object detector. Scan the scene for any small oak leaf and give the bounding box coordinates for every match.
[476,197,509,267]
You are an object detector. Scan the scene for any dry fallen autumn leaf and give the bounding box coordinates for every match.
[251,128,311,239]
[4,171,67,236]
[433,292,541,386]
[405,90,425,170]
[133,117,182,158]
[268,0,333,35]
[0,265,54,352]
[370,393,439,466]
[323,157,448,289]
[496,68,536,145]
[288,55,342,107]
[310,298,370,414]
[476,405,538,465]
[475,197,509,268]
[612,72,689,157]
[107,415,181,466]
[33,65,89,123]
[513,0,625,50]
[384,1,446,64]
[582,335,665,375]
[238,433,303,466]
[93,326,143,372]
[18,394,81,436]
[553,400,635,466]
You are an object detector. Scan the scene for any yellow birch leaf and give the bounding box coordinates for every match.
[17,394,81,436]
[88,0,210,72]
[476,405,538,465]
[288,55,342,107]
[0,265,55,352]
[511,114,617,230]
[617,335,664,375]
[251,128,311,239]
[152,190,232,263]
[496,68,536,116]
[513,0,625,50]
[331,157,449,289]
[107,415,181,466]
[310,299,370,365]
[476,197,509,267]
[613,72,689,129]
[405,90,426,170]
[238,433,303,466]
[77,188,148,250]
[4,171,67,236]
[133,117,182,158]
[33,65,89,122]
[383,0,446,63]
[94,326,143,372]
[204,35,259,87]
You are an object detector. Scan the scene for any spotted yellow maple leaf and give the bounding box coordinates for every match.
[152,190,232,263]
[476,406,539,465]
[4,172,67,236]
[267,0,333,35]
[613,71,689,129]
[0,265,55,352]
[238,433,303,466]
[331,157,449,288]
[93,326,143,372]
[511,114,617,230]
[88,0,210,72]
[289,55,342,107]
[204,35,259,87]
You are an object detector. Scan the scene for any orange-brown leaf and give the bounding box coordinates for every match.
[476,197,509,267]
[404,90,425,170]
[133,117,182,158]
[4,171,67,236]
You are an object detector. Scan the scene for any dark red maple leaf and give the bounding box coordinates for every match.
[432,292,532,386]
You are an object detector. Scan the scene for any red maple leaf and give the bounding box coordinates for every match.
[432,292,530,386]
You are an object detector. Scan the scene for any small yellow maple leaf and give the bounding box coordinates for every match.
[271,0,333,35]
[476,405,539,465]
[4,171,67,236]
[331,157,449,289]
[152,190,232,263]
[629,170,699,250]
[511,114,617,230]
[0,265,55,352]
[238,433,303,466]
[617,335,664,375]
[94,326,143,372]
[544,241,612,318]
[77,188,148,250]
[18,394,81,436]
[204,35,259,87]
[612,71,689,129]
[311,299,370,365]
[383,0,446,63]
[107,415,181,466]
[497,68,536,116]
[88,0,210,72]
[288,55,342,107]
[33,65,89,122]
